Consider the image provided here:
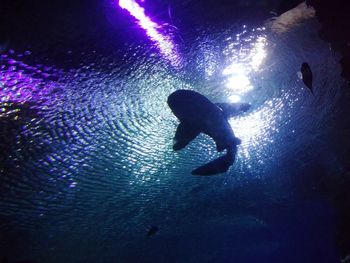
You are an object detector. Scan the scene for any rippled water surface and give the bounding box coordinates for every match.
[1,2,350,262]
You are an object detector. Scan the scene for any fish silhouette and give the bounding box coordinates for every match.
[301,62,313,94]
[146,225,158,238]
[167,90,250,175]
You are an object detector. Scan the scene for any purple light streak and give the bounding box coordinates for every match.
[118,0,181,67]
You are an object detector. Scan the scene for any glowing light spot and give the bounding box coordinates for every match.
[228,94,241,103]
[226,73,253,94]
[118,0,180,67]
[222,64,243,76]
[223,64,253,94]
[221,29,267,99]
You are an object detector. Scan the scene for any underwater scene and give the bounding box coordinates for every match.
[1,0,350,262]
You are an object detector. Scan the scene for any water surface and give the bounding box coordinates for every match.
[1,1,349,262]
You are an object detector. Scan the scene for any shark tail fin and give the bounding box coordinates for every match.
[191,146,237,176]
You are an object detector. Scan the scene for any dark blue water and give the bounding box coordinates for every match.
[1,1,349,262]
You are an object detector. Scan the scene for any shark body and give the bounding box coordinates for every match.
[167,89,250,175]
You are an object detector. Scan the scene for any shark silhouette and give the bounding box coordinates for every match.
[167,90,250,175]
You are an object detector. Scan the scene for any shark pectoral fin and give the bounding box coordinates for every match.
[191,152,235,176]
[215,103,251,118]
[173,122,200,151]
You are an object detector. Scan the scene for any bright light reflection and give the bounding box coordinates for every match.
[229,97,283,157]
[230,108,267,143]
[222,30,267,102]
[228,94,241,103]
[226,73,253,93]
[250,36,267,71]
[0,54,58,103]
[118,0,180,67]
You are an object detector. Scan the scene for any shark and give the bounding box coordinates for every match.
[167,89,250,175]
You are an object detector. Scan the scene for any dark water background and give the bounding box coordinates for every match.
[1,0,350,262]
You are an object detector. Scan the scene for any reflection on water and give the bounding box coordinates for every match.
[0,51,61,104]
[222,27,267,101]
[0,13,348,262]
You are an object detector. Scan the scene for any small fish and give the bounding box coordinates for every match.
[301,62,313,94]
[146,225,158,238]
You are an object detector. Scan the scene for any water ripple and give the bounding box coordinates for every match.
[0,19,349,261]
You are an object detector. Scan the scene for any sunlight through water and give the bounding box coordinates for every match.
[222,27,267,100]
[220,27,271,160]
